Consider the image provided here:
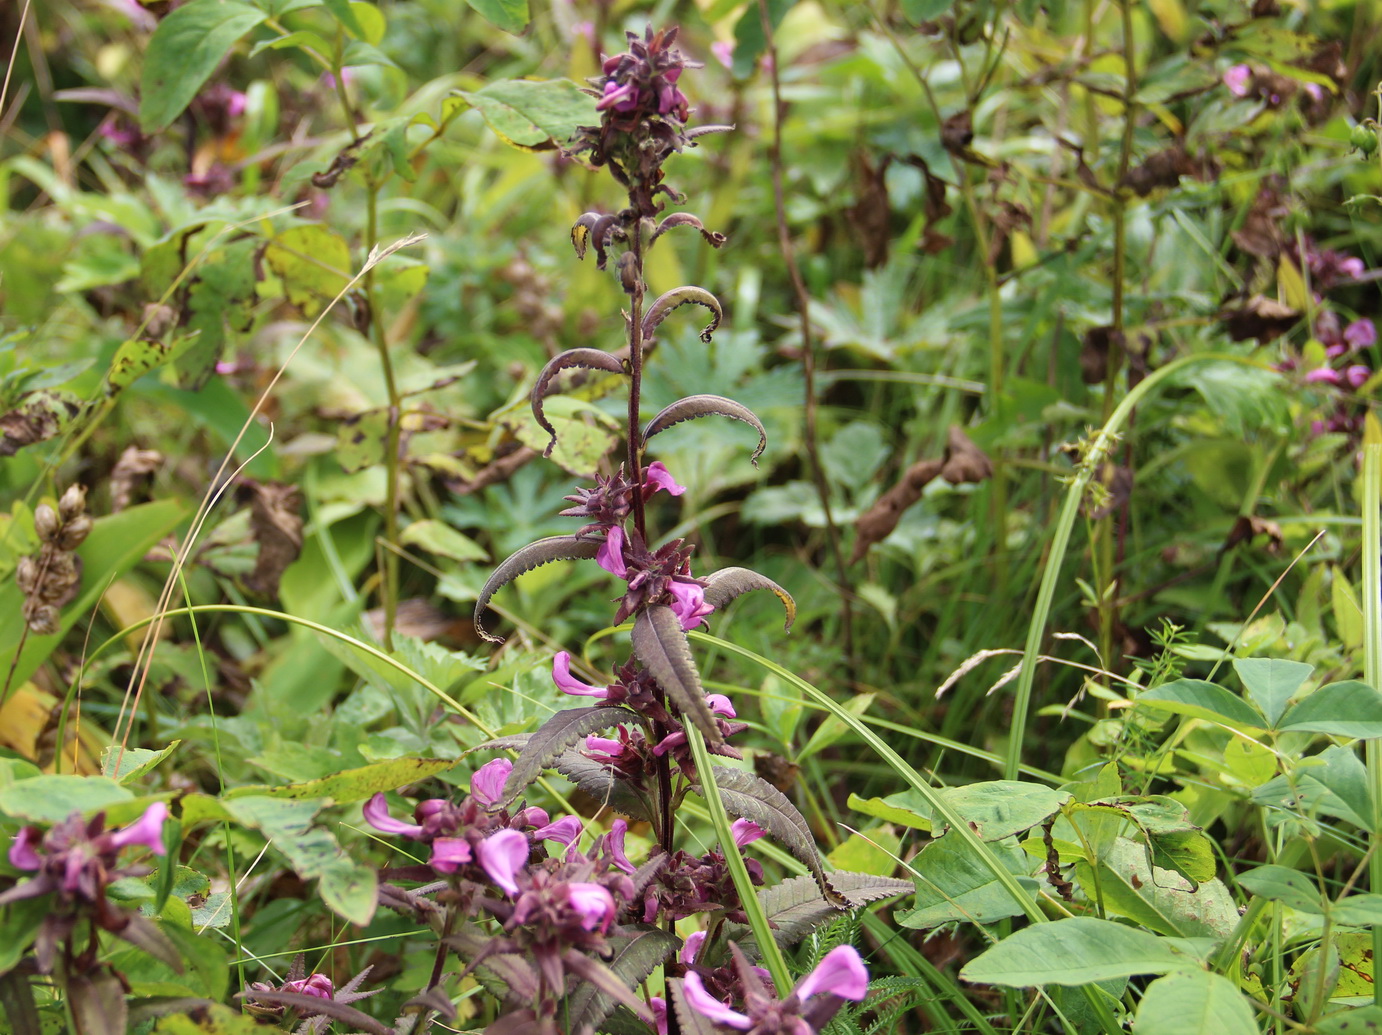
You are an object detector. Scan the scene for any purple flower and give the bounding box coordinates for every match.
[428,838,473,873]
[1306,367,1341,385]
[553,651,609,697]
[682,929,706,965]
[514,806,550,829]
[794,946,870,1001]
[1223,65,1252,98]
[683,972,754,1030]
[644,461,687,497]
[683,944,870,1032]
[534,816,583,847]
[1341,257,1366,280]
[477,829,530,895]
[669,579,715,630]
[1347,364,1371,388]
[471,758,512,808]
[586,735,625,757]
[597,526,628,577]
[567,881,617,932]
[606,818,636,874]
[1346,319,1377,348]
[8,828,42,871]
[109,803,169,856]
[362,793,425,839]
[597,81,640,112]
[283,973,334,1000]
[731,819,766,847]
[650,996,669,1035]
[707,694,737,718]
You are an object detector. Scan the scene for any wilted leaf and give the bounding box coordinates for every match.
[473,535,602,643]
[530,348,626,456]
[641,286,723,343]
[703,766,833,900]
[0,390,83,457]
[110,445,163,512]
[701,567,796,630]
[642,395,767,466]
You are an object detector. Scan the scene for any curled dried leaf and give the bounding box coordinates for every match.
[641,286,722,343]
[650,213,727,249]
[474,536,602,643]
[642,394,766,465]
[531,348,627,456]
[571,211,628,269]
[701,567,795,631]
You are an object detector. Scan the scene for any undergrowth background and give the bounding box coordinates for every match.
[4,0,1382,1031]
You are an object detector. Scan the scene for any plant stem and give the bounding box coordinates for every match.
[1362,443,1382,1006]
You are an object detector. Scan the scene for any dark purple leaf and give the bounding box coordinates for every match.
[531,348,626,457]
[68,971,127,1035]
[650,213,727,249]
[553,748,653,820]
[668,978,722,1035]
[474,535,602,643]
[501,707,642,805]
[566,926,679,1034]
[563,950,657,1023]
[631,606,723,749]
[641,286,722,343]
[642,394,766,466]
[701,567,795,630]
[232,990,392,1034]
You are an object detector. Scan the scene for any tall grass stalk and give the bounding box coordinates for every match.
[1362,442,1382,1006]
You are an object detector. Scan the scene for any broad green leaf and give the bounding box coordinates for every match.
[0,774,133,823]
[400,519,488,562]
[799,692,875,760]
[1333,894,1382,926]
[1233,657,1313,727]
[105,337,194,393]
[825,827,900,876]
[897,836,1038,929]
[223,756,461,802]
[1135,679,1264,730]
[1133,972,1258,1035]
[1316,1006,1382,1033]
[454,79,597,150]
[901,0,955,20]
[1278,681,1382,737]
[263,225,352,316]
[939,781,1071,841]
[139,0,268,132]
[154,1003,271,1033]
[505,393,619,476]
[847,791,932,830]
[959,916,1199,986]
[1236,864,1325,914]
[336,407,390,473]
[102,741,182,785]
[1146,829,1217,886]
[464,0,529,33]
[1077,838,1238,938]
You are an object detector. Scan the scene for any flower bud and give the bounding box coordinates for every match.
[1352,123,1379,156]
[59,485,87,522]
[34,505,59,543]
[57,515,93,551]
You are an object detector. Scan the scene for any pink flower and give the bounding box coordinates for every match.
[514,806,550,829]
[534,816,583,847]
[585,735,625,758]
[650,996,669,1035]
[669,579,715,630]
[597,527,628,577]
[553,651,609,697]
[644,461,686,497]
[597,81,640,112]
[683,944,869,1030]
[283,973,333,999]
[428,838,473,873]
[731,819,766,847]
[477,829,529,895]
[1347,364,1371,388]
[471,758,512,808]
[1223,65,1252,97]
[682,972,753,1030]
[1341,257,1366,280]
[363,793,425,839]
[711,41,734,70]
[1306,367,1341,385]
[681,929,706,965]
[706,694,737,718]
[606,818,636,874]
[795,945,870,1001]
[567,882,616,932]
[1346,319,1377,348]
[8,828,41,871]
[108,803,168,856]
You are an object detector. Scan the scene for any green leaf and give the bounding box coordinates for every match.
[731,0,793,79]
[938,781,1071,841]
[1233,657,1313,728]
[336,407,390,473]
[223,756,461,802]
[454,79,597,150]
[897,836,1038,929]
[263,225,352,316]
[826,827,901,876]
[959,916,1199,987]
[1236,864,1325,914]
[1333,894,1382,926]
[0,774,133,823]
[462,0,529,34]
[1134,679,1265,730]
[102,741,182,785]
[1076,838,1238,938]
[1133,972,1259,1035]
[799,692,874,760]
[847,791,932,830]
[1278,681,1382,737]
[901,0,956,20]
[1316,1006,1382,1034]
[139,0,268,132]
[0,498,190,689]
[400,519,488,562]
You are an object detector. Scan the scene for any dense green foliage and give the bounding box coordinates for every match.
[4,0,1382,1031]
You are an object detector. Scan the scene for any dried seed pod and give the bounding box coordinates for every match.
[26,603,59,636]
[34,505,59,543]
[57,514,93,551]
[59,484,87,521]
[16,556,38,593]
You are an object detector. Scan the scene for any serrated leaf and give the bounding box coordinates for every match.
[669,978,723,1035]
[566,926,678,1033]
[500,707,640,805]
[642,394,767,466]
[474,535,602,643]
[703,766,829,896]
[1278,680,1382,737]
[531,348,626,456]
[632,606,723,748]
[960,916,1199,986]
[642,286,723,343]
[742,871,912,947]
[139,0,267,132]
[701,567,796,630]
[553,748,653,821]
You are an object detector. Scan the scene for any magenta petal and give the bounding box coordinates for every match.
[1223,64,1251,97]
[644,461,687,497]
[515,806,550,829]
[429,837,473,874]
[607,818,636,874]
[284,973,333,999]
[669,580,714,630]
[731,818,766,847]
[706,693,736,718]
[597,526,628,578]
[682,972,752,1029]
[535,816,583,847]
[477,829,530,895]
[553,652,609,697]
[1306,367,1341,385]
[795,945,869,1002]
[8,828,42,870]
[567,881,616,932]
[596,81,635,111]
[586,735,624,756]
[109,802,168,856]
[681,929,706,966]
[650,996,668,1035]
[1346,319,1377,348]
[652,731,686,757]
[1348,364,1371,388]
[471,758,512,808]
[363,793,425,839]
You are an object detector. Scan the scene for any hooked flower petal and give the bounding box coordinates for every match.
[535,815,583,847]
[644,461,686,497]
[682,972,752,1030]
[607,818,636,874]
[471,758,512,808]
[731,818,766,847]
[429,837,473,874]
[794,944,869,1002]
[567,881,616,932]
[108,802,168,856]
[597,526,628,578]
[477,829,530,896]
[553,652,609,698]
[8,827,42,871]
[363,793,425,839]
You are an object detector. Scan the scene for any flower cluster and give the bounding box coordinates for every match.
[2,803,168,973]
[682,943,870,1034]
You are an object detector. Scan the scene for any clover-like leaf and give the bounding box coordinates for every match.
[531,348,627,456]
[474,535,602,642]
[650,213,727,249]
[642,394,767,466]
[701,567,795,631]
[632,605,724,749]
[501,706,641,805]
[704,766,837,902]
[641,286,722,343]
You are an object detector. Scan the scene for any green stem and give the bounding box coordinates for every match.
[1362,443,1382,1006]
